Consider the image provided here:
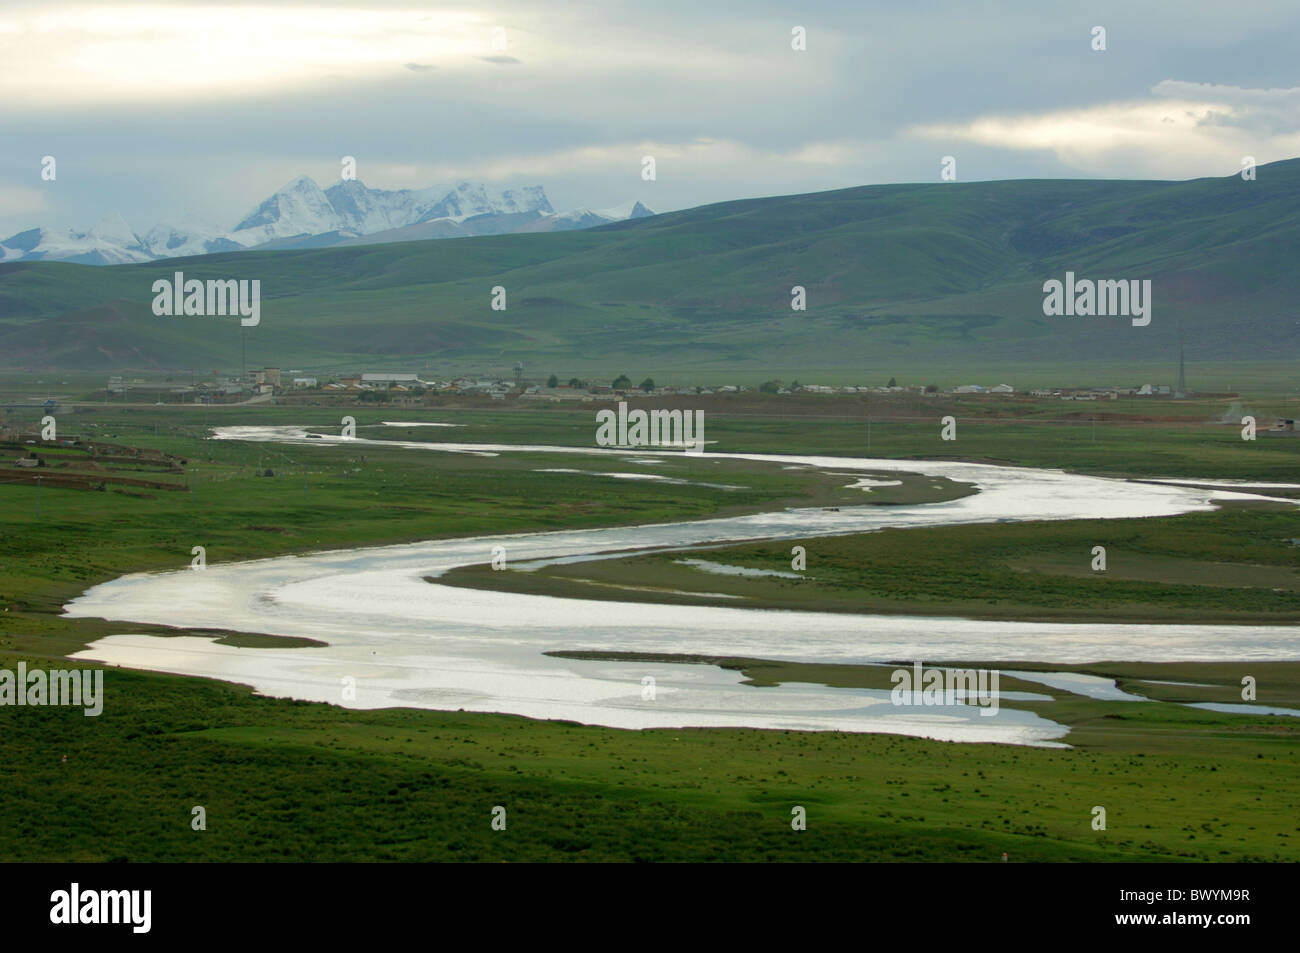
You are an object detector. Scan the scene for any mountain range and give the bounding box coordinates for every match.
[0,177,653,265]
[1,160,1298,384]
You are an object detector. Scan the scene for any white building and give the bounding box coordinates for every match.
[361,373,422,387]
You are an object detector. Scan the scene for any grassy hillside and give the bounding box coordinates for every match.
[2,161,1299,382]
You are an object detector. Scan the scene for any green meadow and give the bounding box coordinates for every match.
[0,400,1297,861]
[444,502,1300,624]
[7,160,1300,388]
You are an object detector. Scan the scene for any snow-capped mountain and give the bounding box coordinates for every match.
[144,215,244,258]
[0,177,651,265]
[231,175,348,245]
[230,178,556,246]
[525,201,654,231]
[0,214,155,266]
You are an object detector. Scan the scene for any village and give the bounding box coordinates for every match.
[101,368,1216,405]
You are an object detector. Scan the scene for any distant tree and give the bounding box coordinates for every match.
[612,374,632,389]
[790,380,801,390]
[568,377,584,389]
[759,380,780,394]
[924,384,938,393]
[888,377,897,387]
[640,378,655,393]
[547,374,559,388]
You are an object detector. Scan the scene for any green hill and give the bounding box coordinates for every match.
[2,161,1298,386]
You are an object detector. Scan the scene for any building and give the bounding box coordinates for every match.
[361,373,421,387]
[292,377,318,388]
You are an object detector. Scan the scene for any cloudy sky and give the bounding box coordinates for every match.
[2,0,1299,236]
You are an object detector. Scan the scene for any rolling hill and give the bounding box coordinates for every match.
[2,160,1299,386]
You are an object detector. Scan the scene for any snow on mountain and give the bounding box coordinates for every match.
[528,207,614,230]
[594,200,654,221]
[144,215,243,259]
[323,179,413,234]
[524,199,654,233]
[227,176,557,244]
[87,212,144,248]
[0,216,154,265]
[0,177,650,265]
[231,175,349,245]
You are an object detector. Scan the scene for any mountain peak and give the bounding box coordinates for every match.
[595,200,654,220]
[281,174,321,191]
[87,213,142,245]
[3,176,654,265]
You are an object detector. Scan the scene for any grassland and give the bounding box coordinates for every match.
[442,502,1300,624]
[1,400,1297,862]
[15,387,1299,476]
[2,653,1297,862]
[6,160,1300,385]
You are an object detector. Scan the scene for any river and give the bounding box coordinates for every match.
[63,426,1300,746]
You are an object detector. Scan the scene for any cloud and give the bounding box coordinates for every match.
[359,137,875,184]
[908,82,1300,176]
[0,2,787,109]
[0,187,49,220]
[1151,80,1300,134]
[0,4,491,107]
[6,1,1300,235]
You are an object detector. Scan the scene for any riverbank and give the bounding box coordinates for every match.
[3,408,1297,861]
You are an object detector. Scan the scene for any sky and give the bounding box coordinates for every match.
[2,0,1300,237]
